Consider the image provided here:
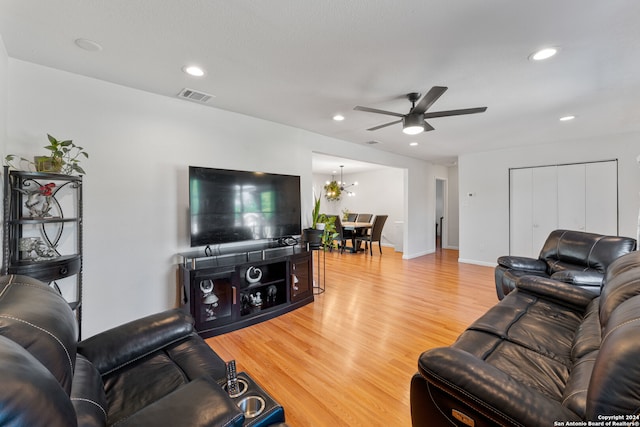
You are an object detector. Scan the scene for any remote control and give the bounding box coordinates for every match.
[226,360,239,396]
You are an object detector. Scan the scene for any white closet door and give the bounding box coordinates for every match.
[558,163,586,231]
[510,161,618,259]
[586,161,618,235]
[510,168,533,256]
[532,166,558,253]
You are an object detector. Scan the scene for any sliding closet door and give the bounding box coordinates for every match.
[510,166,558,257]
[558,163,586,231]
[531,166,558,254]
[509,160,618,258]
[510,168,533,256]
[586,161,617,235]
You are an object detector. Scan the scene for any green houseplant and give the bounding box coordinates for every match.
[303,196,324,248]
[5,134,88,175]
[318,214,338,250]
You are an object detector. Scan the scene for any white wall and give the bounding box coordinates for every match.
[5,58,436,337]
[447,165,460,248]
[313,167,405,250]
[459,135,640,266]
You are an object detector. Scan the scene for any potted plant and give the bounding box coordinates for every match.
[318,214,338,250]
[303,196,324,248]
[5,134,88,175]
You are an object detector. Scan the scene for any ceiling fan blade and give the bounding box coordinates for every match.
[423,106,487,119]
[423,121,435,131]
[354,105,405,118]
[411,86,448,114]
[367,119,402,131]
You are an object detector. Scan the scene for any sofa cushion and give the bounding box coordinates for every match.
[561,350,598,419]
[98,332,227,424]
[570,299,601,361]
[587,295,640,419]
[540,230,636,274]
[450,290,586,401]
[598,267,640,329]
[115,378,244,427]
[0,335,77,427]
[0,275,78,394]
[603,250,640,283]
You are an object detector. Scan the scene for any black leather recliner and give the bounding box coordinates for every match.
[495,229,636,299]
[0,274,287,426]
[411,250,640,426]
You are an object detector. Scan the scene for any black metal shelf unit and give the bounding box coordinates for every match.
[2,166,83,337]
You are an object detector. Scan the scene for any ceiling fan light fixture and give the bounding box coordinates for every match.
[402,114,425,135]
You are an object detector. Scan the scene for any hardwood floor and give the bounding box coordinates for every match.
[206,247,497,426]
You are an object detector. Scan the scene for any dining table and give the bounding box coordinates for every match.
[342,221,372,253]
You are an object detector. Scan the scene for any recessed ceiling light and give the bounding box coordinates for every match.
[559,115,576,121]
[409,142,419,146]
[183,65,205,77]
[74,38,103,52]
[333,114,345,121]
[529,47,558,61]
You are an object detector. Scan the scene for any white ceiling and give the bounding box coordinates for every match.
[1,1,640,166]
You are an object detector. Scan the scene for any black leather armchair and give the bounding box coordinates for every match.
[0,274,286,427]
[495,229,636,299]
[412,250,640,426]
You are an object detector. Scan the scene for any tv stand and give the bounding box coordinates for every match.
[178,243,313,338]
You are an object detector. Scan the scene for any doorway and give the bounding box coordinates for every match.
[435,178,446,249]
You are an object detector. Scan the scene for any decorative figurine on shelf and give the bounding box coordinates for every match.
[18,236,58,261]
[266,285,277,303]
[200,279,219,321]
[250,291,263,307]
[16,182,56,218]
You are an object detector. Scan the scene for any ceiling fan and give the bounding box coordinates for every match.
[353,86,487,135]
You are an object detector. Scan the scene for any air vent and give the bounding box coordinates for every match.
[177,88,214,103]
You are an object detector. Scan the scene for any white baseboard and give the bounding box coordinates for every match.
[458,258,497,267]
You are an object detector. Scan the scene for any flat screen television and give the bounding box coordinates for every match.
[189,166,302,247]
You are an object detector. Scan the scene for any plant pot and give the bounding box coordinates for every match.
[34,156,62,173]
[315,223,326,231]
[302,228,323,249]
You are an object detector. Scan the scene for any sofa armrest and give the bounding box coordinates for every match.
[516,276,597,310]
[78,308,195,375]
[418,347,582,425]
[117,377,244,427]
[551,269,604,287]
[497,255,547,272]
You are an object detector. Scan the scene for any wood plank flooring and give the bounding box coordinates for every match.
[206,247,497,426]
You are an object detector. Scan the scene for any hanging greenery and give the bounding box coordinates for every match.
[323,180,342,201]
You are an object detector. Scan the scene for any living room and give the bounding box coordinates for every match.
[1,2,640,426]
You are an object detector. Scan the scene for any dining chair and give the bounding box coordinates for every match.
[331,215,349,253]
[356,215,388,255]
[355,213,372,223]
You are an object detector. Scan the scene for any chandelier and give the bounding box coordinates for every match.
[324,165,357,202]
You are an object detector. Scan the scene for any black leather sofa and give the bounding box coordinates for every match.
[411,250,640,426]
[495,229,636,299]
[0,274,287,427]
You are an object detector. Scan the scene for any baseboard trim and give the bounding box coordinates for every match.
[458,258,497,267]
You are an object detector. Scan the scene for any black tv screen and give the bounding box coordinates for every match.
[189,166,301,247]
